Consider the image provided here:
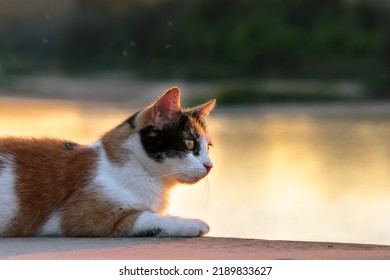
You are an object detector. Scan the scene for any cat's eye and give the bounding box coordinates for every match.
[184,140,194,150]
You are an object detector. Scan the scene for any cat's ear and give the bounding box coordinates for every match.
[152,87,181,127]
[187,99,216,119]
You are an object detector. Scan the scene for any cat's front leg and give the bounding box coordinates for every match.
[131,211,209,237]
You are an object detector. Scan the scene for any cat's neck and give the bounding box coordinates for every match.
[92,140,170,213]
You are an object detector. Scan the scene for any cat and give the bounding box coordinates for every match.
[0,87,215,237]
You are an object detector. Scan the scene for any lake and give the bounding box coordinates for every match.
[1,98,390,245]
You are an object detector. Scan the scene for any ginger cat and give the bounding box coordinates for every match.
[0,87,215,237]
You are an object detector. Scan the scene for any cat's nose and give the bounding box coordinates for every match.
[203,163,213,173]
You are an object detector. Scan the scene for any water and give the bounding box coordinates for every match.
[1,98,390,244]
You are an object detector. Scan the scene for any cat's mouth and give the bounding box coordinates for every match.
[159,164,212,186]
[177,171,209,184]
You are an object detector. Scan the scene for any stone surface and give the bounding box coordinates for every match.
[1,237,390,260]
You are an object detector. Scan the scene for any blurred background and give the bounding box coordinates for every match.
[1,0,390,244]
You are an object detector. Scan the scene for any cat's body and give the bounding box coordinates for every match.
[0,87,215,237]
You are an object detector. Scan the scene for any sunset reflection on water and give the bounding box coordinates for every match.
[1,98,390,244]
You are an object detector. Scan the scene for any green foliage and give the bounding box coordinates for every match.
[210,84,344,106]
[0,73,8,88]
[0,61,10,87]
[1,0,390,97]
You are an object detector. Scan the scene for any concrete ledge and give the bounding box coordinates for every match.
[1,237,390,260]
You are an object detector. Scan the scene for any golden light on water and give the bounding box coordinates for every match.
[0,98,127,142]
[170,115,390,244]
[2,98,390,244]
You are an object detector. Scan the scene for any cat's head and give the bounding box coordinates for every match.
[103,87,216,186]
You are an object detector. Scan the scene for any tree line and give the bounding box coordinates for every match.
[1,0,390,96]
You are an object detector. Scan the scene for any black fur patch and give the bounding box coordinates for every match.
[124,111,139,129]
[132,228,162,237]
[64,142,78,151]
[139,114,201,163]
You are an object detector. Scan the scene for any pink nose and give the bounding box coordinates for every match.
[203,163,213,173]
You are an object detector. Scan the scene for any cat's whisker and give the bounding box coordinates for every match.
[210,174,218,188]
[201,177,210,210]
[151,168,205,179]
[151,167,199,175]
[153,171,193,179]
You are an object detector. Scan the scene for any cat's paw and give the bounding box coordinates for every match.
[182,219,210,237]
[166,218,210,237]
[132,212,210,238]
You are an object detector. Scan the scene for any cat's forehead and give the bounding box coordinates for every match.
[178,113,208,138]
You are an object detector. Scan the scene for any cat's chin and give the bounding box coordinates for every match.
[162,176,204,187]
[161,171,208,186]
[177,174,207,185]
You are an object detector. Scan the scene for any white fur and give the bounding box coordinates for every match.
[93,139,168,213]
[39,211,63,236]
[132,211,209,237]
[0,154,18,235]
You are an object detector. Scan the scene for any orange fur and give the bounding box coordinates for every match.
[102,123,134,165]
[60,189,142,237]
[101,103,155,166]
[1,138,97,236]
[0,137,146,237]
